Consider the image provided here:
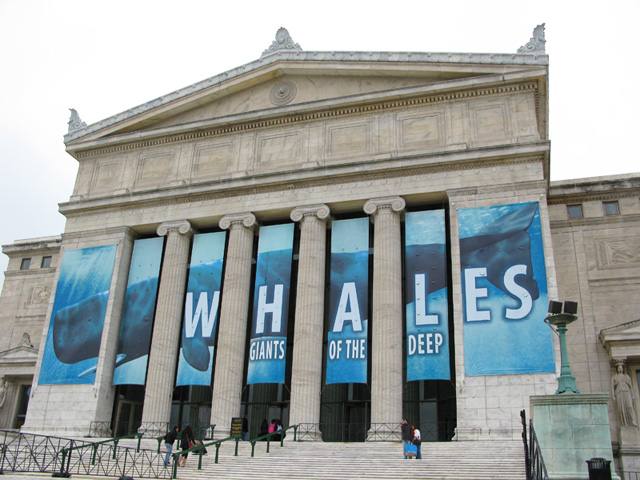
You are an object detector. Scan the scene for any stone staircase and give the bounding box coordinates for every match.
[0,438,527,480]
[172,439,526,480]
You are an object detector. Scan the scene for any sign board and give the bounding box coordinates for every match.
[230,417,243,437]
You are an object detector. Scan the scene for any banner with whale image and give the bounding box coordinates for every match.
[326,217,369,385]
[39,245,118,385]
[247,223,294,385]
[459,202,555,376]
[405,210,450,381]
[113,237,164,386]
[176,232,226,386]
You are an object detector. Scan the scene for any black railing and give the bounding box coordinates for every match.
[624,472,640,480]
[88,421,112,438]
[520,410,549,480]
[138,422,170,438]
[0,429,170,479]
[296,423,321,441]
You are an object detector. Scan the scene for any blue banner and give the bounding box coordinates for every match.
[326,218,369,385]
[405,210,450,381]
[113,237,164,386]
[247,223,294,384]
[459,202,554,376]
[39,245,118,385]
[176,232,226,386]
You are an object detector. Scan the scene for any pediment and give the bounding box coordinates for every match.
[0,345,39,365]
[599,319,640,361]
[64,50,548,155]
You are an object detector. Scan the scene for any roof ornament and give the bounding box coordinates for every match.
[517,24,546,54]
[262,27,302,58]
[68,108,87,133]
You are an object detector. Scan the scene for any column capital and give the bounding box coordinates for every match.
[219,213,258,231]
[156,220,195,238]
[290,204,331,223]
[363,196,406,216]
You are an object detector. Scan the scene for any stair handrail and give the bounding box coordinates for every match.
[520,409,549,480]
[170,435,240,479]
[249,425,298,457]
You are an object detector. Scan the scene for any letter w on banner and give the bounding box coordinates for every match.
[176,232,226,386]
[247,223,294,384]
[326,218,369,384]
[458,202,554,376]
[405,210,450,381]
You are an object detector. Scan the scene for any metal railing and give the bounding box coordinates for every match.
[520,410,549,480]
[249,426,297,457]
[88,421,112,438]
[0,429,170,479]
[138,422,170,438]
[170,435,239,479]
[296,423,321,441]
[623,472,640,480]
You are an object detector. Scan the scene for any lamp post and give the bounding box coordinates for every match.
[545,300,580,395]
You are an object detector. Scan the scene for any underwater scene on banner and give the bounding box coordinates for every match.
[405,210,450,381]
[39,245,118,385]
[326,217,369,385]
[459,202,555,376]
[113,237,164,386]
[247,223,294,385]
[176,232,227,386]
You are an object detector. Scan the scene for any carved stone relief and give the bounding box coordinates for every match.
[596,238,640,269]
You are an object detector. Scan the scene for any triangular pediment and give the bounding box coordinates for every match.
[0,345,39,365]
[600,319,640,342]
[64,50,548,155]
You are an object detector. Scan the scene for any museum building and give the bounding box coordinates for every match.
[1,26,640,469]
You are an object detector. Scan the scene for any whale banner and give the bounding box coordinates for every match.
[326,217,369,385]
[113,237,164,386]
[39,245,118,385]
[405,210,450,381]
[176,232,226,386]
[247,223,294,385]
[458,202,555,376]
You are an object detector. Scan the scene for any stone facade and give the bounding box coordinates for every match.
[1,27,640,476]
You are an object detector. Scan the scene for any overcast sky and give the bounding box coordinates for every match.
[1,0,638,291]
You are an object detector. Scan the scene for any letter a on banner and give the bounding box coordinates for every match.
[326,218,369,384]
[176,232,226,386]
[113,237,164,386]
[405,210,450,381]
[458,202,554,376]
[247,223,294,384]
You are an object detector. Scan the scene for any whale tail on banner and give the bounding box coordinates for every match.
[460,202,540,301]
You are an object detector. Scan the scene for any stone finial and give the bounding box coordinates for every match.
[68,108,87,133]
[19,332,33,348]
[262,27,302,58]
[517,24,546,54]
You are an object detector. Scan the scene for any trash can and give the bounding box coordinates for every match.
[586,457,612,480]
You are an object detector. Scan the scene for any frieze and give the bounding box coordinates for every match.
[73,83,538,161]
[62,154,545,222]
[26,286,51,307]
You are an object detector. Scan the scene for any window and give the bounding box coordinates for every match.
[20,258,31,270]
[41,256,52,268]
[604,201,620,216]
[567,204,583,219]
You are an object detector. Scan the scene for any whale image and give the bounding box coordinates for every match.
[459,202,540,301]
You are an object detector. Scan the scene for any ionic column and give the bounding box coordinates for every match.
[363,196,406,437]
[211,213,257,437]
[288,205,331,440]
[140,220,194,436]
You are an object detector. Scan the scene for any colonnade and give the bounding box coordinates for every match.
[138,197,407,439]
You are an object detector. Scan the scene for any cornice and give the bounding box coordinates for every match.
[61,225,136,242]
[70,82,539,161]
[447,179,547,200]
[61,152,546,222]
[551,213,640,230]
[548,190,640,205]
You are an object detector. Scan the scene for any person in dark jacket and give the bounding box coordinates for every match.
[259,418,269,440]
[401,419,412,459]
[178,425,194,467]
[163,426,179,467]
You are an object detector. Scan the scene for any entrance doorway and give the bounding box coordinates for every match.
[321,384,370,442]
[113,385,145,437]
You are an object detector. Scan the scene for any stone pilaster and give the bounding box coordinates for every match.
[363,196,406,438]
[288,205,331,440]
[210,213,257,437]
[140,220,194,436]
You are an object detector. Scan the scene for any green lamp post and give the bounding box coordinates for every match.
[545,300,580,394]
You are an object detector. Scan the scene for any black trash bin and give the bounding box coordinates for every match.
[586,457,612,480]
